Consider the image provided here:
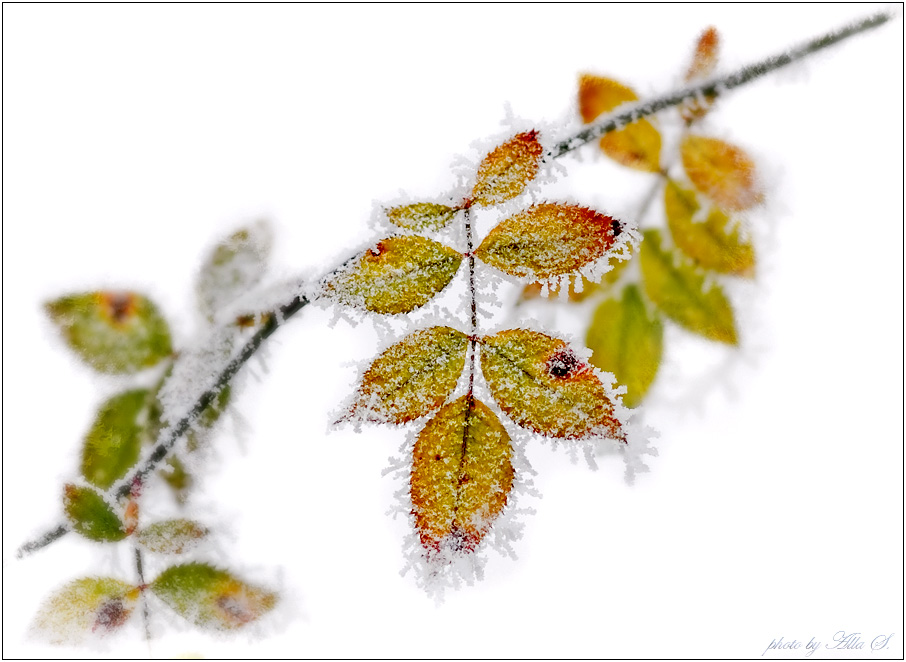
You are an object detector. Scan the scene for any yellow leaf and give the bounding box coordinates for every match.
[345,326,468,424]
[475,203,625,280]
[32,577,138,643]
[681,135,763,211]
[586,286,663,408]
[577,74,661,172]
[470,131,544,207]
[640,229,738,344]
[386,203,459,232]
[664,180,755,276]
[326,236,462,315]
[410,396,514,553]
[480,329,624,440]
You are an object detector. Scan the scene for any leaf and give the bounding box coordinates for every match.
[470,130,544,207]
[480,329,624,440]
[640,229,738,344]
[151,563,277,630]
[32,577,138,643]
[81,389,149,489]
[664,180,755,276]
[685,26,720,81]
[196,221,272,321]
[386,203,459,232]
[326,236,462,315]
[475,203,625,280]
[63,484,127,542]
[160,456,193,505]
[681,135,763,211]
[137,519,208,554]
[345,326,468,424]
[577,75,661,172]
[410,396,514,553]
[586,285,664,408]
[45,292,173,374]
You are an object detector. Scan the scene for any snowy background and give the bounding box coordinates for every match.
[3,4,903,658]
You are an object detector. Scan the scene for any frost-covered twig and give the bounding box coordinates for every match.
[14,10,892,561]
[547,11,892,159]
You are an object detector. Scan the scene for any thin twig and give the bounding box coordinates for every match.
[14,10,893,560]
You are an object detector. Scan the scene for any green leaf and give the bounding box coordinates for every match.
[640,229,738,344]
[81,389,149,489]
[410,396,514,553]
[386,203,459,232]
[196,221,272,320]
[151,563,277,630]
[586,285,663,408]
[63,484,126,542]
[470,131,544,207]
[32,577,139,643]
[137,519,208,554]
[480,329,624,440]
[344,326,468,424]
[475,203,625,279]
[45,292,172,374]
[664,180,755,276]
[325,236,462,314]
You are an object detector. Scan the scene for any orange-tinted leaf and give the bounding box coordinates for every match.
[664,180,755,276]
[640,229,738,344]
[386,203,459,232]
[470,131,544,207]
[345,326,468,424]
[475,203,625,280]
[63,484,127,542]
[577,75,661,172]
[410,396,514,554]
[45,292,172,374]
[151,563,276,630]
[586,285,664,408]
[681,135,763,211]
[325,236,462,315]
[480,329,624,440]
[685,26,720,81]
[32,578,139,644]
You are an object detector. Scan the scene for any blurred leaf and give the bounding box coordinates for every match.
[197,221,272,321]
[32,577,138,643]
[471,130,544,206]
[386,203,459,232]
[151,563,276,630]
[685,25,720,81]
[137,519,208,555]
[344,326,468,425]
[640,229,738,344]
[577,75,661,172]
[680,26,720,122]
[160,456,193,505]
[664,180,754,276]
[586,285,664,408]
[476,203,624,280]
[326,236,462,315]
[81,389,149,490]
[45,292,172,374]
[681,135,763,211]
[480,329,624,440]
[63,484,126,542]
[410,396,514,553]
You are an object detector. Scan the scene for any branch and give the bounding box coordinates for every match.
[14,10,893,560]
[547,11,892,160]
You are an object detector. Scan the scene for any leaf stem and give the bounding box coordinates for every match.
[546,11,892,160]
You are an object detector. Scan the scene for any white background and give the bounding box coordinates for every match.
[3,4,903,659]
